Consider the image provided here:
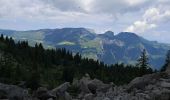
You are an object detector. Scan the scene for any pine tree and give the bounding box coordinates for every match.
[137,49,151,75]
[161,50,170,71]
[137,49,149,68]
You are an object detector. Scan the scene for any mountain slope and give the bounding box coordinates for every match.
[0,28,169,69]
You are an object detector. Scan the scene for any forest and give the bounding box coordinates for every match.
[0,34,153,90]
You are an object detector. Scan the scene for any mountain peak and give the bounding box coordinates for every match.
[118,32,138,37]
[104,31,114,36]
[99,31,114,39]
[116,32,141,40]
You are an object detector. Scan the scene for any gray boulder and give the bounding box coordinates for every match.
[64,92,72,100]
[34,87,56,100]
[51,82,70,95]
[127,73,164,91]
[83,93,94,100]
[50,82,71,100]
[88,79,112,93]
[0,83,29,100]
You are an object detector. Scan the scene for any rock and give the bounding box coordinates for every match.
[79,77,91,94]
[87,79,112,94]
[0,83,29,100]
[2,71,170,100]
[87,82,97,94]
[151,89,170,100]
[64,92,72,100]
[85,73,90,79]
[51,82,70,96]
[103,97,110,100]
[35,87,56,100]
[166,63,170,74]
[127,73,162,91]
[50,82,71,100]
[160,81,170,88]
[72,79,80,87]
[83,93,94,100]
[47,98,54,100]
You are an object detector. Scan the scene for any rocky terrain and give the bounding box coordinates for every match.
[1,67,170,100]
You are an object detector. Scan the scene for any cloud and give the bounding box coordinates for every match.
[87,0,153,14]
[125,7,170,33]
[0,0,170,43]
[0,0,155,19]
[143,8,170,23]
[125,21,156,33]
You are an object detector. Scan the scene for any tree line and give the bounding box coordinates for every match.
[0,34,154,90]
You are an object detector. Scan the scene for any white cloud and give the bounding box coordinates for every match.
[125,21,156,32]
[125,7,170,33]
[143,8,160,21]
[125,0,149,6]
[143,8,170,23]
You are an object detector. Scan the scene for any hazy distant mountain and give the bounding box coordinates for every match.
[0,28,169,69]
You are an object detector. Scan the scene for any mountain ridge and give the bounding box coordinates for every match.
[0,28,169,69]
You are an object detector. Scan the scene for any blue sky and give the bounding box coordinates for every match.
[0,0,170,43]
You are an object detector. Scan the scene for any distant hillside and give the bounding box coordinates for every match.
[0,28,169,69]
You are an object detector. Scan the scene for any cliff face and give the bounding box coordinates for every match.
[1,72,170,100]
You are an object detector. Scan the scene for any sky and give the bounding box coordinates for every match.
[0,0,170,43]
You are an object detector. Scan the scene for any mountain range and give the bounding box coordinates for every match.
[0,28,169,69]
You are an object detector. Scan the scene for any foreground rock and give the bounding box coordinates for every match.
[68,72,170,100]
[51,82,72,100]
[1,71,170,100]
[0,83,29,100]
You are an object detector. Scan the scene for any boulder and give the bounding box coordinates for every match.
[79,76,91,94]
[34,87,56,100]
[51,82,70,96]
[103,97,110,100]
[64,92,72,100]
[151,89,170,100]
[50,82,71,100]
[160,81,170,88]
[88,79,112,93]
[0,83,29,100]
[83,93,94,100]
[127,73,163,91]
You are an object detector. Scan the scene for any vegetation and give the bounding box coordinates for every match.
[161,50,170,71]
[136,49,152,75]
[0,34,153,90]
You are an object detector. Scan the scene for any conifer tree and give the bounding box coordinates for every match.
[137,49,149,68]
[161,50,170,71]
[137,49,151,75]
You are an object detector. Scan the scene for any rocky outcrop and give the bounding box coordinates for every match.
[71,73,113,99]
[51,82,71,100]
[2,71,170,100]
[110,72,170,100]
[69,72,170,100]
[0,83,29,100]
[34,87,56,100]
